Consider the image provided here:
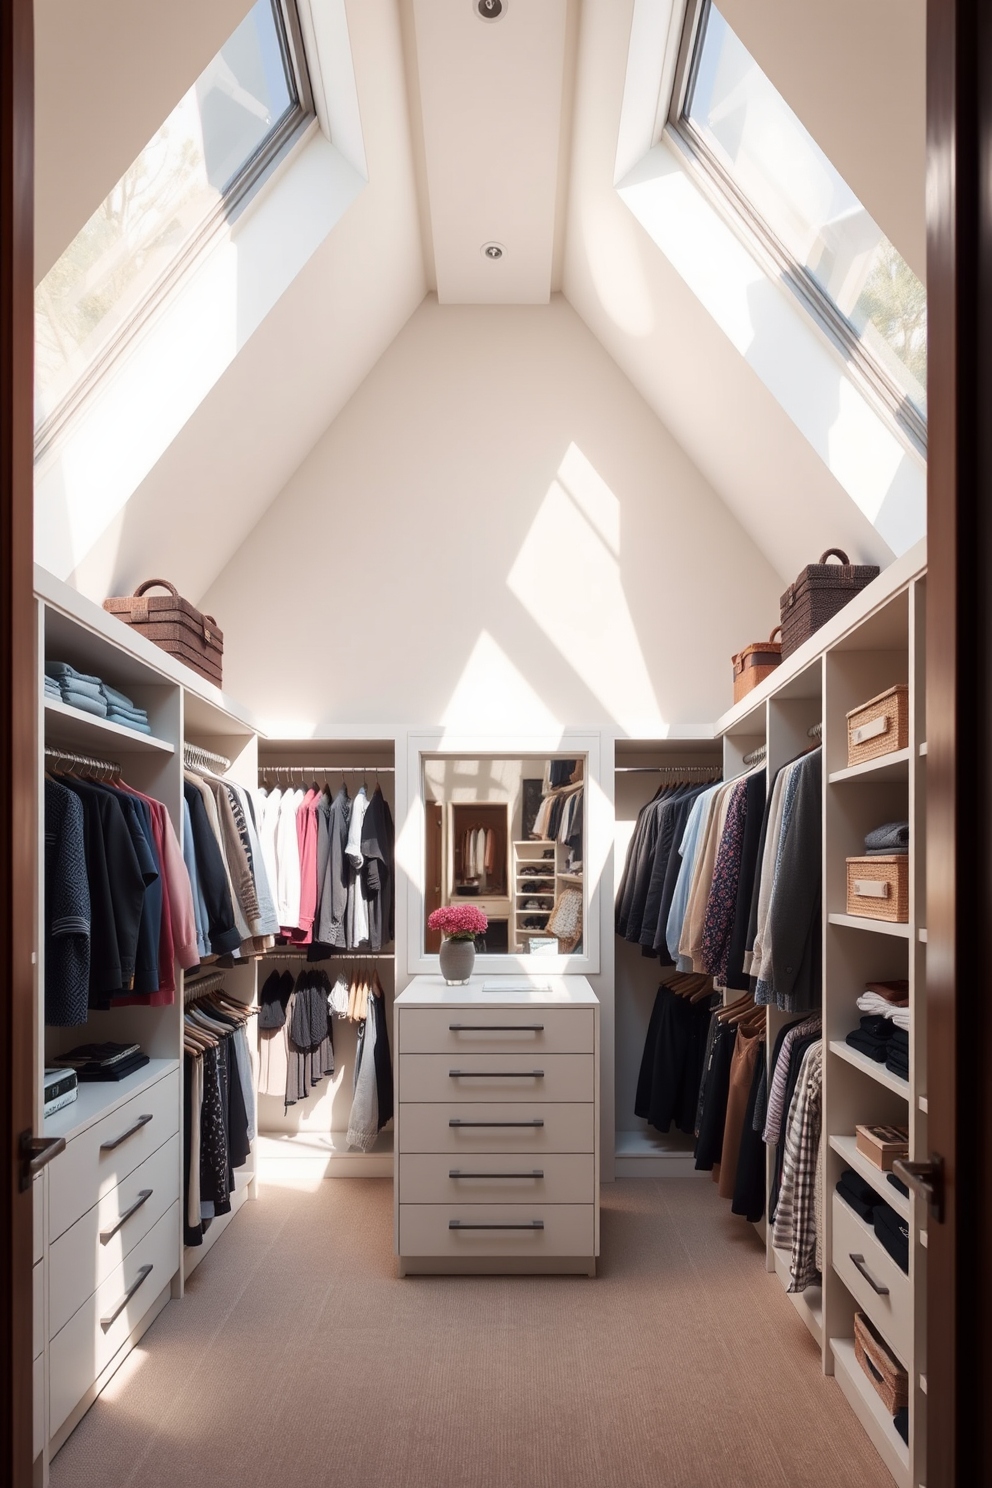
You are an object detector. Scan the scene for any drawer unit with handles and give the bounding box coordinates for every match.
[832,1191,912,1366]
[394,976,599,1276]
[48,1069,180,1241]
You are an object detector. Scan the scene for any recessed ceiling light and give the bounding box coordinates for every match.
[476,0,505,21]
[481,242,505,260]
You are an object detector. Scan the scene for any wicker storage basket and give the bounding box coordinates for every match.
[846,856,909,922]
[847,685,909,766]
[854,1312,909,1415]
[732,627,782,704]
[779,550,880,659]
[103,579,223,686]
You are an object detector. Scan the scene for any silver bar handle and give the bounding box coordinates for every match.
[100,1113,153,1151]
[449,1221,544,1231]
[100,1190,153,1245]
[448,1024,545,1031]
[449,1170,544,1179]
[448,1119,544,1128]
[448,1069,544,1078]
[100,1264,153,1328]
[849,1253,890,1295]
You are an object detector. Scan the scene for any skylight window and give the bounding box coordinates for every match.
[34,0,313,447]
[672,0,926,444]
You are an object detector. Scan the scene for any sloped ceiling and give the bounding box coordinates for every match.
[38,0,927,604]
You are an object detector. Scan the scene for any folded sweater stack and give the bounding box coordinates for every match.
[845,1013,895,1062]
[864,821,909,856]
[856,977,910,1032]
[45,661,151,734]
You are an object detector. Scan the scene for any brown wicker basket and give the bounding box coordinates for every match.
[779,550,880,659]
[854,1312,909,1415]
[847,685,909,766]
[103,579,223,686]
[732,627,782,704]
[846,856,909,922]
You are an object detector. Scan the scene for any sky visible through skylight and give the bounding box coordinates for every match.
[35,0,296,434]
[687,4,927,422]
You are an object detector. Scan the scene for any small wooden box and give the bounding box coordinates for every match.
[854,1312,909,1415]
[855,1124,909,1170]
[846,685,909,767]
[846,855,909,922]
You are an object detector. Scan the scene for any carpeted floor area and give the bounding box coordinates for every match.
[50,1177,888,1488]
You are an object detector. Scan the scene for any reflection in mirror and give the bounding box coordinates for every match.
[423,756,585,957]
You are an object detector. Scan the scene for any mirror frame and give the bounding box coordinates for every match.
[403,729,604,977]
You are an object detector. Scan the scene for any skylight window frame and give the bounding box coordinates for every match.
[34,0,317,462]
[665,0,927,458]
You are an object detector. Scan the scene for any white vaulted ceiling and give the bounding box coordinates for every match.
[34,0,928,603]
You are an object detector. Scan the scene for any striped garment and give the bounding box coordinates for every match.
[762,1013,822,1145]
[771,1041,823,1293]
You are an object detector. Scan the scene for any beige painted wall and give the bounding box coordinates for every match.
[202,293,783,731]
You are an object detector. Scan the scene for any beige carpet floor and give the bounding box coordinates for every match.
[50,1178,889,1488]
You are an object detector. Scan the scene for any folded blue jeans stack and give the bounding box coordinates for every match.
[45,661,152,734]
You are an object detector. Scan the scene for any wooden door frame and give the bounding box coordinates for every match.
[1,0,37,1482]
[926,1,992,1482]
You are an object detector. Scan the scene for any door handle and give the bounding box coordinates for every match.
[18,1132,66,1191]
[893,1153,945,1222]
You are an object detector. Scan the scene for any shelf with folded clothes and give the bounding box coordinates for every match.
[44,696,175,755]
[42,1056,179,1141]
[828,1135,910,1222]
[44,657,159,734]
[829,1040,910,1097]
[828,748,911,785]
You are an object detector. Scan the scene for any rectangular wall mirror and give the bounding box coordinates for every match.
[422,755,585,958]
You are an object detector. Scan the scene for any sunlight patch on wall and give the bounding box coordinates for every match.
[438,631,563,737]
[507,447,666,735]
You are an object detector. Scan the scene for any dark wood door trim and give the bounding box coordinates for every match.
[0,0,37,1482]
[926,1,992,1481]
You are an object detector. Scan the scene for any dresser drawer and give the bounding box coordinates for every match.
[49,1071,179,1241]
[400,1203,595,1258]
[398,1101,594,1154]
[50,1133,181,1339]
[399,1053,593,1104]
[399,1152,594,1205]
[49,1200,178,1435]
[832,1191,912,1365]
[398,1007,594,1056]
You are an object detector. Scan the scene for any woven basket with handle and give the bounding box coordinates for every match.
[731,626,782,704]
[103,579,224,686]
[779,550,880,658]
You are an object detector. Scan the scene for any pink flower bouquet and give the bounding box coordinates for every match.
[428,904,489,941]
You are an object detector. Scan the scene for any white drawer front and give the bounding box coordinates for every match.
[33,1259,44,1361]
[399,1053,593,1104]
[400,1203,595,1258]
[49,1134,181,1339]
[49,1201,178,1435]
[398,1007,594,1056]
[49,1071,179,1241]
[832,1192,912,1365]
[398,1102,594,1154]
[399,1152,594,1206]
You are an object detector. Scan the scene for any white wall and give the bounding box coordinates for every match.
[203,294,783,733]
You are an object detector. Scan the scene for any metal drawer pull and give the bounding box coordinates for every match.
[448,1024,545,1032]
[448,1069,544,1078]
[449,1221,544,1231]
[449,1119,544,1128]
[100,1113,153,1151]
[849,1253,890,1295]
[100,1264,153,1329]
[449,1170,544,1179]
[99,1190,153,1245]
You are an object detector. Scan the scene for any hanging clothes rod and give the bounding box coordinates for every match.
[45,744,122,777]
[807,722,823,739]
[183,971,228,1004]
[615,764,721,774]
[259,764,394,775]
[184,742,231,773]
[741,743,768,767]
[260,948,395,961]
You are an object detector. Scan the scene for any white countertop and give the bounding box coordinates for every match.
[396,975,598,1007]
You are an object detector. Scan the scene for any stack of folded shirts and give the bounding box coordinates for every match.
[857,978,910,1031]
[886,1026,910,1079]
[836,1168,878,1222]
[54,1041,149,1082]
[45,661,152,734]
[846,1014,895,1062]
[864,821,909,856]
[887,1172,909,1199]
[873,1200,910,1272]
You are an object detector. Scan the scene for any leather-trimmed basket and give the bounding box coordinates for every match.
[103,579,224,686]
[854,1312,909,1415]
[732,627,782,704]
[780,550,880,659]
